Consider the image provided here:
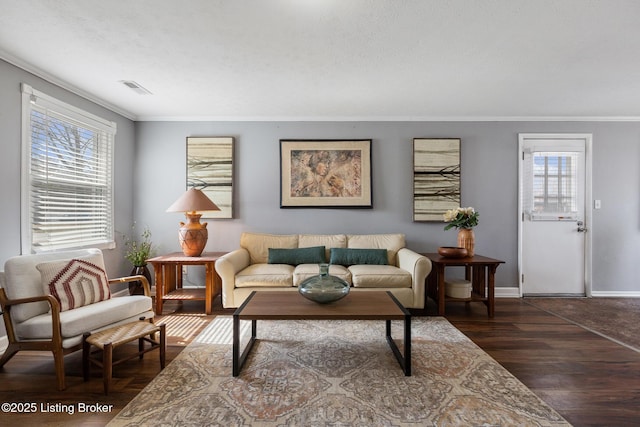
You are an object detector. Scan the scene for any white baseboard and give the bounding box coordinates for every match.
[494,288,640,298]
[111,288,130,298]
[591,291,640,297]
[495,287,521,298]
[0,335,7,353]
[112,286,156,298]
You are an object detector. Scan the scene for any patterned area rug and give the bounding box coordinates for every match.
[525,297,640,352]
[108,316,569,426]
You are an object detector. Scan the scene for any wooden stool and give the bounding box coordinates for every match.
[82,318,165,394]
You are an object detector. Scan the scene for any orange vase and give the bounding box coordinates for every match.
[457,228,475,257]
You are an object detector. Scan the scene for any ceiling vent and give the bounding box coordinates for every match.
[120,80,152,95]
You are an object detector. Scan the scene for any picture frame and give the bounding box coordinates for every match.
[186,136,234,219]
[413,138,461,221]
[280,139,372,208]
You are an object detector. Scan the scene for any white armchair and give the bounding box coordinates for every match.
[0,248,154,390]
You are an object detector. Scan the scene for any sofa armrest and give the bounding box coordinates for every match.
[215,248,251,308]
[397,248,432,309]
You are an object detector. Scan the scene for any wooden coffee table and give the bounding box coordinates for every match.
[232,291,411,376]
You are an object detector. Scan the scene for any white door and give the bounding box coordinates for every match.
[518,134,592,296]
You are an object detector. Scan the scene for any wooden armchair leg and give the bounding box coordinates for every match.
[52,348,66,391]
[1,343,68,390]
[0,344,20,369]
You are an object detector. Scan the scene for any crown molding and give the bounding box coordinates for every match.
[137,115,640,122]
[1,51,136,121]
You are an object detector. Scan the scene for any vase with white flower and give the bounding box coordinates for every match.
[443,207,479,257]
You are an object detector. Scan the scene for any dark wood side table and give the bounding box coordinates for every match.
[147,252,227,315]
[422,253,505,318]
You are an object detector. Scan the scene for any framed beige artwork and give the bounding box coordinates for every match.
[413,138,461,221]
[186,136,234,219]
[280,139,372,208]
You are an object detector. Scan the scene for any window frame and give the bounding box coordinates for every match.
[20,83,117,254]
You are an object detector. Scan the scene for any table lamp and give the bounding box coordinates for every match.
[166,188,220,256]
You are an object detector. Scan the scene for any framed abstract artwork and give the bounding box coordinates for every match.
[413,138,461,221]
[186,136,234,219]
[280,139,372,208]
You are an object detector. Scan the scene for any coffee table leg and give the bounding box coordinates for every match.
[232,314,240,376]
[404,314,411,376]
[386,316,412,376]
[233,317,257,377]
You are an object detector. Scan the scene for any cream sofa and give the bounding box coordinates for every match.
[215,232,431,309]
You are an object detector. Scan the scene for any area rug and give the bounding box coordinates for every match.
[108,316,569,426]
[525,297,640,352]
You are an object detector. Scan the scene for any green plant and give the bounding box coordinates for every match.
[123,225,154,266]
[443,207,479,230]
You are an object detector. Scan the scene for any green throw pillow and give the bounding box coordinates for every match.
[268,246,326,266]
[329,248,388,266]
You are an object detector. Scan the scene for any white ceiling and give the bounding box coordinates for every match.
[1,0,640,121]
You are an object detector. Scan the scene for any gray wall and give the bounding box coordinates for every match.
[0,59,137,275]
[2,56,639,297]
[0,59,137,341]
[135,120,640,293]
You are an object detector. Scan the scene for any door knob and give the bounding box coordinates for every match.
[577,221,587,233]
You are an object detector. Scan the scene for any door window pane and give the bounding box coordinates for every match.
[532,152,578,215]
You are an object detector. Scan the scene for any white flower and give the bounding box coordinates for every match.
[443,208,458,222]
[443,206,480,230]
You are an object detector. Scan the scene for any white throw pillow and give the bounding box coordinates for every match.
[37,256,111,311]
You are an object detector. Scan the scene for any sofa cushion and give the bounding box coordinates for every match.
[329,248,388,266]
[293,264,351,287]
[348,265,412,288]
[240,232,298,264]
[15,295,153,340]
[235,264,294,287]
[347,234,405,265]
[37,257,111,311]
[268,246,326,266]
[298,234,347,260]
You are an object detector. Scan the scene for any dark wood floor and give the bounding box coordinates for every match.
[444,299,640,427]
[1,297,639,426]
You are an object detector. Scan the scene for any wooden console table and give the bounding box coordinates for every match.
[422,253,504,318]
[147,252,227,315]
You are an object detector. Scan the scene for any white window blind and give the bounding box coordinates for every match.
[522,146,583,221]
[21,84,116,253]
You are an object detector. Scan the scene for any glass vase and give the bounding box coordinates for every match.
[298,263,350,304]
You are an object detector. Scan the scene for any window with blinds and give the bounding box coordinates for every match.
[522,150,581,221]
[21,84,116,252]
[532,153,578,214]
